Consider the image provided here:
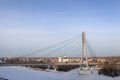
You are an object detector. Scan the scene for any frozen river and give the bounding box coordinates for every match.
[0,66,120,80]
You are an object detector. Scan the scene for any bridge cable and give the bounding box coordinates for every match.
[20,34,81,57]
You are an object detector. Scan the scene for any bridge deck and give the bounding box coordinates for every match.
[0,63,98,66]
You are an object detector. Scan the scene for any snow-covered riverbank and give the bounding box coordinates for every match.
[0,66,120,80]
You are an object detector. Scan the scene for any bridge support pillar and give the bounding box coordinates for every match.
[53,65,58,70]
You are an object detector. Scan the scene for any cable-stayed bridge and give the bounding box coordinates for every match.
[20,32,96,58]
[0,32,98,68]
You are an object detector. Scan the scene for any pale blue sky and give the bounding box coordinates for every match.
[0,0,120,57]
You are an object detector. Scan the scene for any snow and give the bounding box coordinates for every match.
[0,66,120,80]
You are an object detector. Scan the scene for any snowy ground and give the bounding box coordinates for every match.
[0,66,120,80]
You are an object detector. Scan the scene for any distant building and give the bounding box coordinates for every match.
[58,56,69,63]
[58,56,62,62]
[97,58,106,63]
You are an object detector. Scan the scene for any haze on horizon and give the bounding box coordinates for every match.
[0,0,120,57]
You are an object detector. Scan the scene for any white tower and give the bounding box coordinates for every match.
[81,32,88,67]
[79,32,91,75]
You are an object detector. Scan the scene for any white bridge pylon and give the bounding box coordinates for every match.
[81,32,89,67]
[79,32,92,75]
